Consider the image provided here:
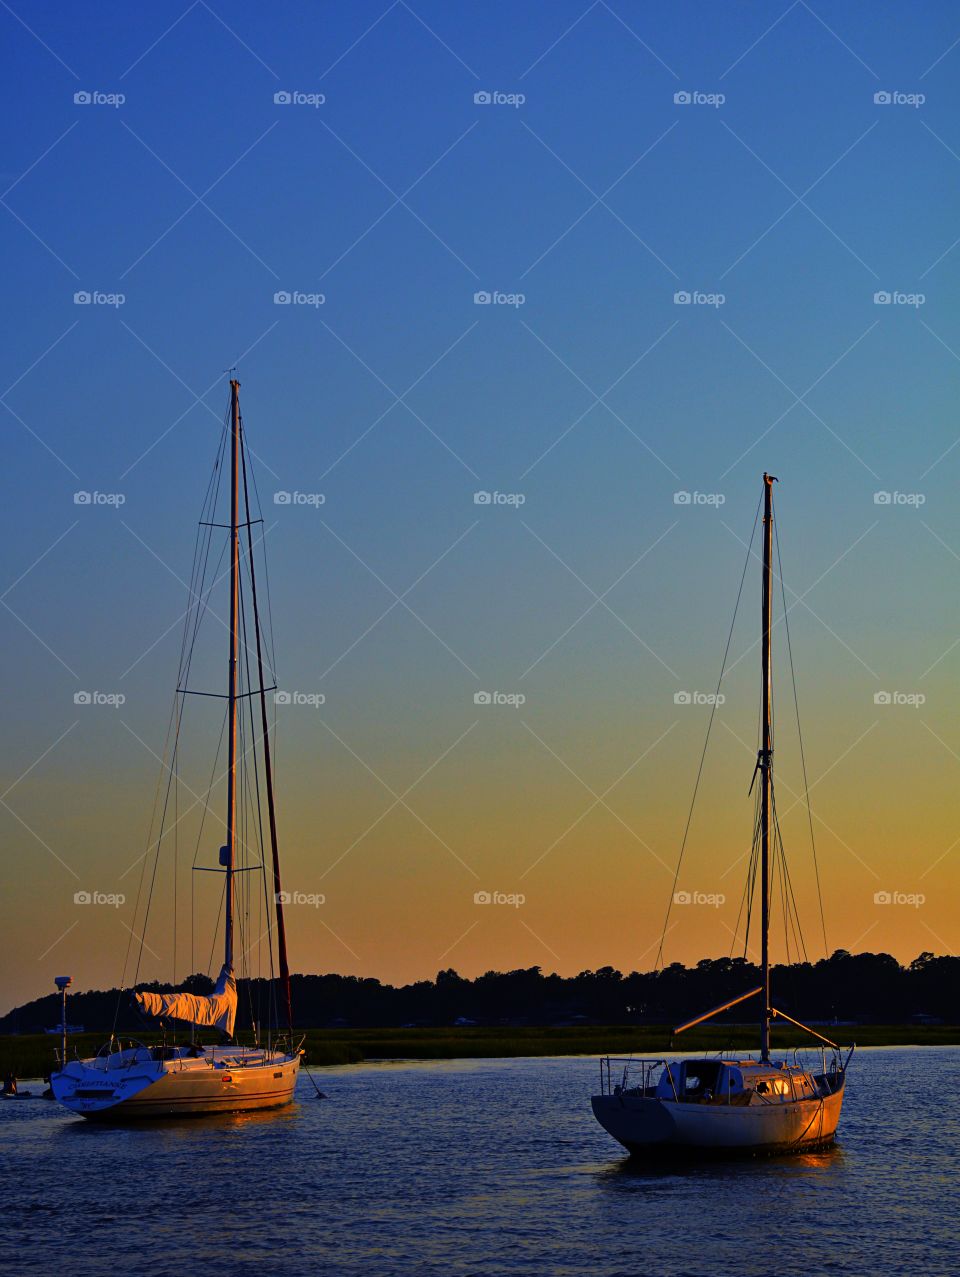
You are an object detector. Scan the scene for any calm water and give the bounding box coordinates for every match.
[1,1048,956,1276]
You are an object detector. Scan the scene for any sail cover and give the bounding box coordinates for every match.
[134,964,237,1036]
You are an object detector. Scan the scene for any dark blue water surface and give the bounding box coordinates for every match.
[1,1049,956,1276]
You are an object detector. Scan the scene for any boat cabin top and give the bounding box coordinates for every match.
[656,1058,820,1103]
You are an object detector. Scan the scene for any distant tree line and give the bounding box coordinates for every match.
[2,951,955,1034]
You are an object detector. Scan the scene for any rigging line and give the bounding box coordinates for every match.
[775,822,791,966]
[239,546,277,1034]
[732,792,762,959]
[133,426,230,991]
[237,583,264,1024]
[113,529,216,1014]
[240,422,284,1035]
[742,796,762,960]
[240,564,276,995]
[772,788,809,965]
[173,733,178,984]
[176,425,227,677]
[655,491,763,970]
[190,710,228,871]
[133,542,222,987]
[774,513,828,957]
[243,419,279,676]
[206,875,226,982]
[113,697,176,1032]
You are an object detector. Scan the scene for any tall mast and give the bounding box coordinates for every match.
[224,379,241,972]
[239,430,293,1035]
[759,472,777,1061]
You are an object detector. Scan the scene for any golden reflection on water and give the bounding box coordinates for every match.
[61,1100,303,1139]
[594,1139,847,1183]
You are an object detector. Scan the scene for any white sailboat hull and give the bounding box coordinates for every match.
[592,1078,845,1155]
[52,1046,300,1120]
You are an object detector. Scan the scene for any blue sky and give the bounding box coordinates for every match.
[3,2,960,1006]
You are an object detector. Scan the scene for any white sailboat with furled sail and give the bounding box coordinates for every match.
[592,473,854,1155]
[52,380,302,1118]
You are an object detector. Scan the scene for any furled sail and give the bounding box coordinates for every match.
[134,964,237,1036]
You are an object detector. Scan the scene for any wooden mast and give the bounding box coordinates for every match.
[760,472,777,1061]
[224,379,241,973]
[238,421,294,1035]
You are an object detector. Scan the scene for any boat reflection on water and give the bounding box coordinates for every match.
[59,1092,304,1137]
[594,1139,846,1184]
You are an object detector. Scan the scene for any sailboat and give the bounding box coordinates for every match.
[592,474,853,1155]
[52,380,302,1119]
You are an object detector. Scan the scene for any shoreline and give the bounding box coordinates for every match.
[3,1024,957,1077]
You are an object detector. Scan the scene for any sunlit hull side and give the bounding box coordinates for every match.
[51,1047,299,1120]
[592,1078,845,1155]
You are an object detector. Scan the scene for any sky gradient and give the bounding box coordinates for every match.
[2,1,960,1011]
